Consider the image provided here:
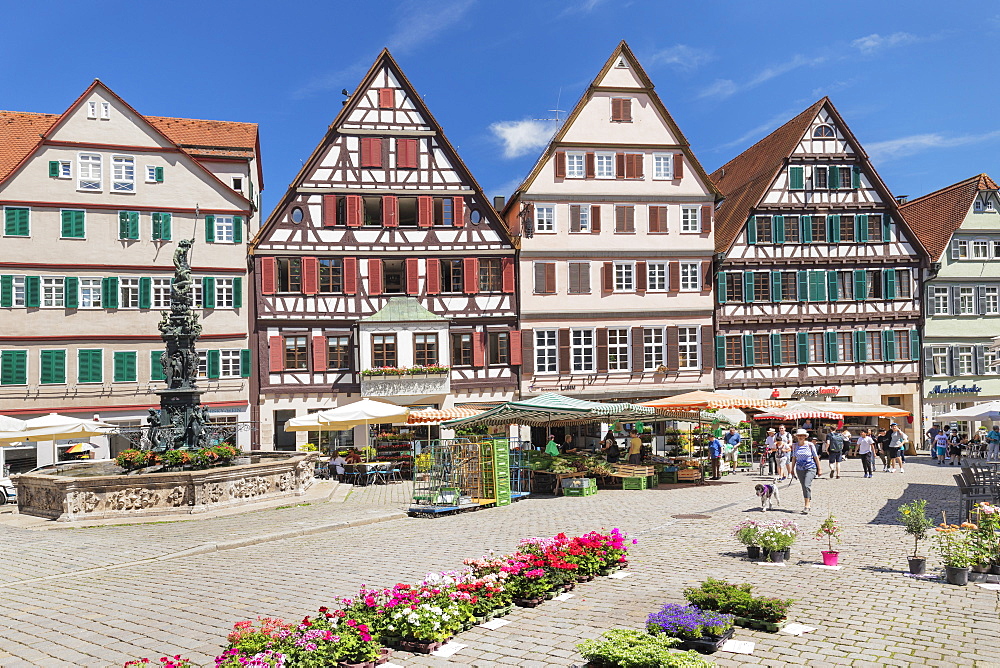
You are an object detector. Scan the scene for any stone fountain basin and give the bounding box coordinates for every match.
[13,452,318,521]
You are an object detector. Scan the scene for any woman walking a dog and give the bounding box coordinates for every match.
[792,429,823,514]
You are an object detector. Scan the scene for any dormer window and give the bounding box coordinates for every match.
[813,125,835,138]
[987,198,996,211]
[975,199,984,212]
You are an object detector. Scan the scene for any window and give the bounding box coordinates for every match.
[813,125,835,138]
[42,277,64,307]
[39,350,66,385]
[192,278,203,308]
[610,97,632,122]
[837,332,854,362]
[952,239,969,259]
[780,272,797,302]
[984,287,999,314]
[643,328,664,370]
[973,240,990,259]
[608,328,629,370]
[865,270,883,299]
[534,330,557,373]
[753,334,770,366]
[840,215,855,242]
[440,259,463,293]
[414,334,438,366]
[196,351,209,378]
[957,345,974,375]
[811,215,827,242]
[813,166,828,189]
[78,153,101,190]
[837,271,854,301]
[215,278,235,308]
[867,214,883,242]
[779,333,796,365]
[678,327,699,369]
[283,336,308,370]
[724,337,742,367]
[219,350,242,378]
[478,258,502,292]
[755,216,772,243]
[381,259,404,294]
[788,166,804,190]
[87,101,98,119]
[319,259,343,293]
[146,166,159,183]
[4,207,29,236]
[113,351,137,382]
[647,263,667,291]
[214,216,235,243]
[806,333,824,363]
[100,102,110,119]
[0,350,27,385]
[931,346,948,375]
[79,278,101,308]
[364,197,382,226]
[278,258,302,292]
[959,287,976,315]
[151,212,171,241]
[533,262,555,294]
[565,152,585,178]
[867,332,883,361]
[488,331,510,365]
[595,153,615,179]
[752,272,770,302]
[396,139,418,170]
[895,330,911,361]
[975,200,984,212]
[680,263,700,291]
[535,205,554,232]
[61,210,85,238]
[569,205,590,232]
[327,336,351,370]
[895,269,911,299]
[571,329,595,373]
[615,206,635,233]
[784,216,800,243]
[838,167,853,189]
[932,287,949,315]
[988,198,996,212]
[614,262,634,292]
[116,278,138,309]
[150,278,171,308]
[681,207,700,233]
[398,197,418,227]
[451,333,472,366]
[118,211,139,240]
[724,273,743,302]
[993,240,1000,258]
[568,262,590,294]
[653,154,673,180]
[112,156,135,192]
[371,334,397,368]
[77,349,103,383]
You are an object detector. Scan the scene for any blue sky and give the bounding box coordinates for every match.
[3,1,998,213]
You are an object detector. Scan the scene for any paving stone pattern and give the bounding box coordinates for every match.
[0,458,997,667]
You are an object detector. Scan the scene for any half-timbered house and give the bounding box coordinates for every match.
[711,97,927,429]
[503,41,720,408]
[251,50,518,449]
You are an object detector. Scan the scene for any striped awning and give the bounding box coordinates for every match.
[407,407,484,425]
[441,392,696,428]
[642,391,785,411]
[754,409,844,421]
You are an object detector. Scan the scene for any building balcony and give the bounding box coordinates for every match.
[360,370,450,398]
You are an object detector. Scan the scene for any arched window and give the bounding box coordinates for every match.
[813,125,835,138]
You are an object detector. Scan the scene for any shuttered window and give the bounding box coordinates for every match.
[39,350,66,385]
[77,349,103,383]
[568,262,590,294]
[615,206,635,233]
[788,166,804,190]
[113,351,137,382]
[649,206,668,233]
[0,350,27,385]
[4,208,29,236]
[151,350,166,381]
[360,138,383,168]
[61,210,86,238]
[396,138,418,169]
[533,262,556,294]
[610,98,632,122]
[151,212,172,241]
[118,211,140,240]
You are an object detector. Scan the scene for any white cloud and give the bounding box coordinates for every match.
[489,119,560,159]
[867,131,1000,162]
[649,45,714,72]
[851,32,919,55]
[698,55,826,100]
[712,109,801,152]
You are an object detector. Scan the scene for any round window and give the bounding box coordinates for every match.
[470,209,482,225]
[290,207,304,224]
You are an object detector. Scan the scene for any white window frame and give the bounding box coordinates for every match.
[232,176,244,191]
[647,262,667,292]
[993,240,1000,258]
[972,238,990,259]
[680,262,701,291]
[678,326,699,370]
[56,161,71,179]
[146,166,158,183]
[959,286,976,315]
[214,216,236,243]
[11,276,25,307]
[614,262,635,292]
[77,153,102,191]
[79,277,102,309]
[197,350,208,378]
[534,330,558,374]
[220,349,242,379]
[100,102,111,120]
[576,206,590,233]
[957,345,974,375]
[534,205,555,233]
[987,198,996,211]
[594,152,615,179]
[931,346,949,376]
[932,287,949,315]
[152,277,172,309]
[607,327,629,371]
[643,327,664,370]
[652,153,674,180]
[680,206,700,233]
[952,238,969,259]
[984,287,999,315]
[87,101,98,119]
[119,277,140,309]
[570,328,595,373]
[215,278,235,309]
[192,278,203,308]
[565,152,586,179]
[41,277,65,308]
[975,199,984,212]
[112,155,135,192]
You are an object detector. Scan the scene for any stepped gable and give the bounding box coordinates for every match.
[900,173,999,262]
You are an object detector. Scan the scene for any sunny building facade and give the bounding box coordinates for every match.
[710,98,927,429]
[503,42,719,404]
[0,81,260,466]
[251,51,519,450]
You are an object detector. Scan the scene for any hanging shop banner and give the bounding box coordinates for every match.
[789,387,841,399]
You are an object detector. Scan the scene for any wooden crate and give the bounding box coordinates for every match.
[614,465,656,478]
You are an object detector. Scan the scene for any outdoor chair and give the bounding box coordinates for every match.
[362,464,388,486]
[955,473,995,520]
[387,464,403,483]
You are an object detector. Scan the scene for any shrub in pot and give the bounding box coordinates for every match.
[898,499,934,575]
[813,514,841,566]
[576,629,713,668]
[934,522,976,585]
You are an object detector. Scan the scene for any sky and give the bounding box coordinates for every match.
[2,1,998,215]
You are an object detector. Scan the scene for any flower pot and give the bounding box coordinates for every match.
[514,597,545,608]
[821,551,839,566]
[562,582,576,591]
[968,569,986,583]
[747,545,761,560]
[544,591,556,600]
[760,548,770,562]
[337,661,375,668]
[576,575,595,583]
[376,647,391,665]
[907,557,926,575]
[945,565,970,586]
[398,639,445,654]
[769,549,785,564]
[991,563,1000,576]
[783,547,791,560]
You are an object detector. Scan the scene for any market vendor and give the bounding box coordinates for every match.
[627,430,642,464]
[562,434,580,454]
[545,434,561,456]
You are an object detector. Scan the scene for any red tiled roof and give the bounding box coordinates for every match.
[710,99,827,253]
[899,173,999,261]
[0,111,59,181]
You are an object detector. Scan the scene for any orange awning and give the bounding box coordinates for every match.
[641,391,785,411]
[407,407,484,425]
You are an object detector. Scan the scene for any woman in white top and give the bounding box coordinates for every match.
[856,430,876,478]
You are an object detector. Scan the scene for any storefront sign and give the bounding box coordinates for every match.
[929,384,982,396]
[790,387,841,398]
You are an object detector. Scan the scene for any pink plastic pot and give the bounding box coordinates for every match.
[821,551,839,566]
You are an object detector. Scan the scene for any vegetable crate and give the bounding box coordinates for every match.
[622,476,648,490]
[677,468,702,482]
[563,486,597,497]
[561,477,596,489]
[614,464,656,477]
[659,471,678,484]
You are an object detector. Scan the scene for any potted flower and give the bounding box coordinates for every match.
[813,514,841,566]
[898,499,935,575]
[646,603,735,653]
[731,519,762,560]
[971,502,1000,578]
[934,522,976,585]
[757,520,798,563]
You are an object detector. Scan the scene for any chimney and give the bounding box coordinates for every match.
[493,196,505,210]
[895,195,909,205]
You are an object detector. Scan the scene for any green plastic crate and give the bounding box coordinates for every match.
[659,471,678,484]
[564,487,597,497]
[622,476,648,490]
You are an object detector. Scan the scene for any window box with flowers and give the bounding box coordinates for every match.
[361,366,450,398]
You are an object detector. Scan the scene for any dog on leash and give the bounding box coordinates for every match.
[754,479,780,511]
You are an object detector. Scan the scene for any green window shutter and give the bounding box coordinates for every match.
[829,166,840,190]
[852,165,862,189]
[742,334,754,367]
[155,166,164,183]
[61,210,74,237]
[800,215,813,243]
[828,214,841,243]
[160,213,172,241]
[1,351,28,385]
[151,212,161,240]
[233,216,243,244]
[825,331,838,363]
[0,276,12,308]
[746,216,756,244]
[882,216,892,240]
[202,276,216,308]
[74,211,85,238]
[716,271,727,304]
[150,350,166,381]
[205,215,216,243]
[207,349,221,379]
[64,276,78,309]
[119,211,129,239]
[910,329,920,360]
[827,270,839,301]
[232,276,242,308]
[49,161,60,177]
[240,348,252,378]
[789,166,804,190]
[882,330,896,362]
[129,211,139,240]
[78,349,103,383]
[742,271,754,302]
[796,332,809,365]
[114,351,137,382]
[883,269,896,300]
[854,330,867,363]
[25,276,40,307]
[40,351,53,384]
[770,270,782,301]
[807,271,823,302]
[856,214,868,242]
[103,277,119,309]
[139,276,152,309]
[796,270,808,301]
[771,332,781,365]
[715,336,726,368]
[853,269,866,301]
[773,215,785,244]
[5,208,29,236]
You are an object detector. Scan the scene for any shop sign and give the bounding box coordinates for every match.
[789,387,841,399]
[929,384,982,396]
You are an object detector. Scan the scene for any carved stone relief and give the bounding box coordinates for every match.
[68,491,100,514]
[230,477,270,499]
[108,488,160,511]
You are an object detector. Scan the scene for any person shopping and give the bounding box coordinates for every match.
[627,430,642,465]
[857,430,876,478]
[775,425,793,481]
[601,430,621,464]
[708,433,723,480]
[792,429,823,514]
[888,423,908,473]
[824,428,846,479]
[764,428,778,475]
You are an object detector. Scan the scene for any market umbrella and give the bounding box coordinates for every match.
[0,414,114,443]
[441,392,695,428]
[936,400,1000,422]
[64,443,98,455]
[641,391,785,411]
[779,400,910,418]
[285,399,411,432]
[753,403,844,421]
[0,415,26,432]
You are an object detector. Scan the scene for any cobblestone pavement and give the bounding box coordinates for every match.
[0,457,997,667]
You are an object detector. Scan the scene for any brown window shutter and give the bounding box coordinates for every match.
[579,263,590,293]
[625,154,642,179]
[602,262,613,292]
[615,206,625,233]
[570,205,581,233]
[648,206,660,233]
[313,335,327,372]
[322,195,338,227]
[346,195,363,227]
[674,153,684,179]
[591,205,601,233]
[554,152,566,179]
[269,336,284,372]
[558,329,571,373]
[367,258,383,296]
[701,205,713,233]
[378,88,394,109]
[463,258,478,294]
[616,153,625,179]
[426,258,441,294]
[631,327,645,372]
[533,263,546,293]
[406,258,420,295]
[519,329,532,374]
[625,206,635,233]
[568,264,578,294]
[585,152,595,178]
[669,262,680,293]
[383,196,399,227]
[418,196,433,227]
[501,257,515,292]
[545,262,556,294]
[453,197,466,227]
[621,98,632,122]
[611,98,622,121]
[473,330,486,367]
[261,256,277,295]
[701,324,714,369]
[703,261,713,293]
[666,326,679,371]
[596,328,608,373]
[510,330,523,366]
[301,257,319,295]
[634,152,643,178]
[636,261,647,291]
[343,257,358,294]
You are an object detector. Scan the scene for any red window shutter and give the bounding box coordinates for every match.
[269,336,284,372]
[591,205,601,233]
[361,138,382,168]
[301,257,319,295]
[501,257,515,292]
[346,195,363,227]
[602,262,613,292]
[666,326,679,371]
[585,152,595,178]
[463,258,478,294]
[453,197,465,227]
[611,98,623,122]
[558,329,570,373]
[378,88,394,109]
[383,196,398,227]
[669,262,680,293]
[702,262,712,292]
[367,258,383,296]
[636,261,647,291]
[509,330,522,366]
[473,331,486,367]
[397,138,418,169]
[674,153,684,179]
[701,324,714,369]
[554,152,566,179]
[418,196,433,228]
[701,204,713,233]
[631,327,644,372]
[343,257,358,295]
[323,194,338,227]
[406,258,420,295]
[616,153,625,179]
[545,263,556,293]
[360,138,370,166]
[426,258,441,294]
[313,335,327,372]
[261,256,277,295]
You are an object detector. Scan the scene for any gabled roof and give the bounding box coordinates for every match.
[360,297,445,322]
[899,174,999,262]
[0,111,59,182]
[503,41,719,218]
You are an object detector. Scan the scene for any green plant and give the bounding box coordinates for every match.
[814,514,841,552]
[898,499,935,557]
[757,520,799,552]
[576,629,713,668]
[934,523,976,567]
[731,519,761,546]
[115,449,150,470]
[740,597,792,624]
[160,449,192,467]
[683,579,793,623]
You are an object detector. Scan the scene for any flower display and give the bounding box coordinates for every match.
[730,519,761,546]
[646,603,734,639]
[934,523,977,568]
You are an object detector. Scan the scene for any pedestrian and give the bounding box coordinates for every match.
[857,429,876,478]
[792,429,823,514]
[601,430,621,464]
[627,430,642,465]
[824,427,846,479]
[725,427,742,468]
[987,425,1000,462]
[926,423,941,452]
[950,437,966,467]
[888,423,907,473]
[775,425,793,480]
[708,433,724,479]
[545,434,560,456]
[934,429,949,465]
[876,428,891,471]
[765,428,778,475]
